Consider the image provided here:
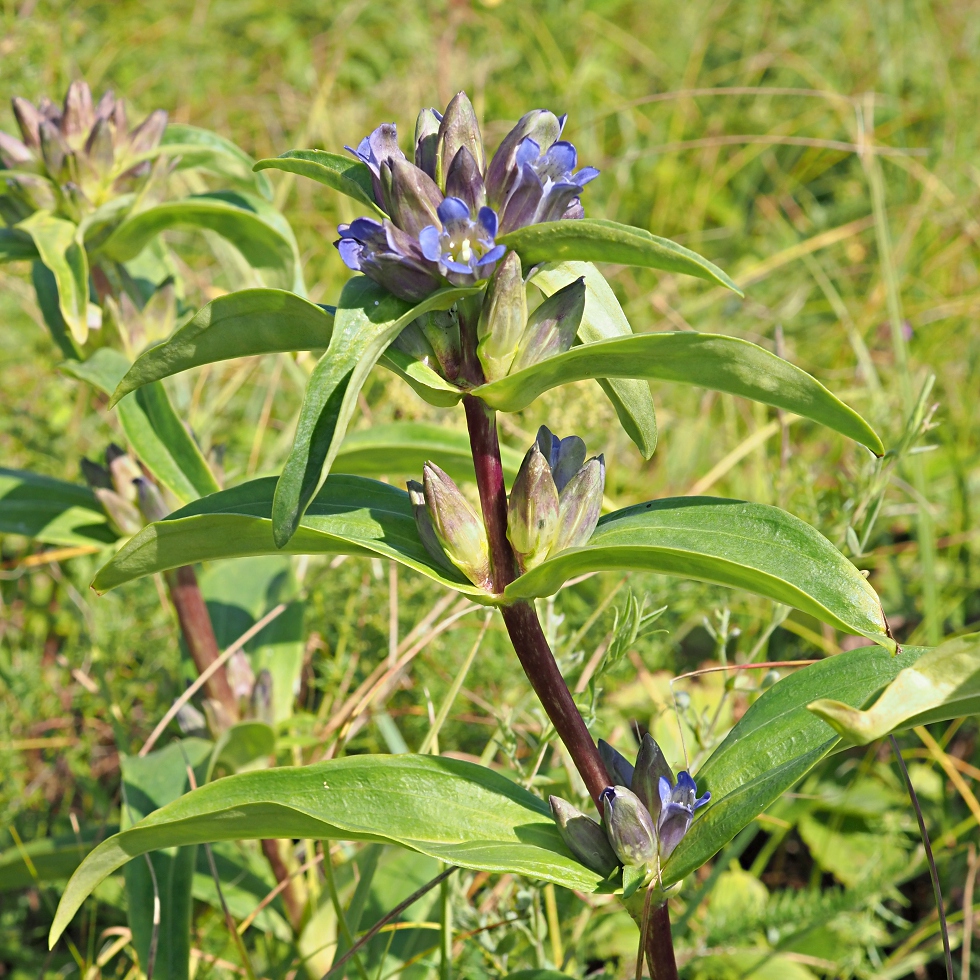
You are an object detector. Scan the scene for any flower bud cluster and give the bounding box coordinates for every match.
[549,734,710,881]
[335,92,598,304]
[1,81,167,223]
[507,426,604,574]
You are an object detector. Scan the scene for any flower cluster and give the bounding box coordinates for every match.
[549,734,710,881]
[336,92,598,303]
[0,80,167,223]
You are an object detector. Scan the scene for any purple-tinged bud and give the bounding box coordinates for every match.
[134,476,169,523]
[435,92,485,188]
[550,796,618,877]
[417,308,462,380]
[407,480,456,573]
[110,98,129,147]
[61,81,94,141]
[656,771,710,861]
[485,109,563,208]
[39,119,70,178]
[93,488,143,536]
[127,109,168,155]
[601,785,657,867]
[536,425,585,493]
[105,446,142,502]
[445,146,487,214]
[12,97,41,149]
[476,251,526,382]
[384,158,444,238]
[414,108,442,179]
[250,668,275,725]
[552,455,604,555]
[422,462,492,590]
[632,734,674,823]
[93,89,116,124]
[597,739,635,789]
[507,444,559,572]
[509,277,585,374]
[0,130,34,168]
[84,117,114,174]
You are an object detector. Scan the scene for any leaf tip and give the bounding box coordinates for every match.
[806,697,875,744]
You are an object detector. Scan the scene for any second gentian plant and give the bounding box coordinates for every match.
[47,91,904,978]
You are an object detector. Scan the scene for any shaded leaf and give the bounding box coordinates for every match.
[18,210,90,344]
[808,631,980,742]
[272,277,479,548]
[0,467,116,547]
[63,348,218,503]
[0,226,39,262]
[0,828,117,891]
[505,497,892,648]
[50,754,603,945]
[91,475,482,598]
[499,219,742,295]
[160,123,273,198]
[533,261,657,458]
[110,289,333,405]
[474,333,883,456]
[32,261,81,359]
[663,644,929,885]
[254,149,382,215]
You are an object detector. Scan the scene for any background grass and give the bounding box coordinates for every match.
[2,0,979,977]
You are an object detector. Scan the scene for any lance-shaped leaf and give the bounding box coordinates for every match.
[272,277,479,548]
[533,261,657,458]
[254,149,383,216]
[49,754,604,946]
[98,192,304,294]
[18,210,90,344]
[335,422,523,483]
[499,219,743,295]
[504,496,893,649]
[0,468,116,547]
[474,332,883,456]
[0,226,39,262]
[109,289,334,405]
[91,475,483,597]
[662,644,930,885]
[64,349,218,503]
[379,346,466,407]
[159,123,273,198]
[808,632,980,743]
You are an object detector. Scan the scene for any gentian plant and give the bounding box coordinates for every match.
[35,91,976,979]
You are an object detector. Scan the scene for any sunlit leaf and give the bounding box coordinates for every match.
[254,149,382,215]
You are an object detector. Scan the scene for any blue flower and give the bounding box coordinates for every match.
[656,771,710,861]
[418,197,505,281]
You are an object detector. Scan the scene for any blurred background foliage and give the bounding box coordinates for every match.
[1,0,979,977]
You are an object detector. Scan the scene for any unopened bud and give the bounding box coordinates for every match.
[477,251,527,382]
[383,158,443,237]
[127,109,168,155]
[632,734,674,823]
[417,308,462,380]
[444,146,486,214]
[407,480,455,573]
[435,92,485,188]
[93,488,143,536]
[507,444,559,573]
[414,108,442,179]
[549,796,618,877]
[106,446,141,502]
[61,80,94,141]
[12,97,41,149]
[601,785,657,867]
[536,425,585,493]
[597,739,635,789]
[84,116,114,174]
[134,476,169,523]
[552,455,604,555]
[485,109,563,207]
[509,277,585,374]
[250,668,275,726]
[421,463,492,590]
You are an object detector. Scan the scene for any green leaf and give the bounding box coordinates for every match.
[474,332,883,456]
[17,210,90,344]
[504,973,575,980]
[49,754,603,946]
[378,347,465,407]
[91,475,483,598]
[0,226,39,262]
[499,219,743,295]
[533,261,657,458]
[663,644,929,885]
[121,739,212,980]
[808,631,980,743]
[210,720,276,776]
[63,348,219,503]
[160,123,273,198]
[0,467,116,547]
[335,422,523,483]
[0,828,117,891]
[272,277,479,548]
[99,192,304,294]
[254,149,382,216]
[109,289,333,405]
[504,497,893,649]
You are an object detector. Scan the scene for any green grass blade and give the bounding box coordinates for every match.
[504,496,893,648]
